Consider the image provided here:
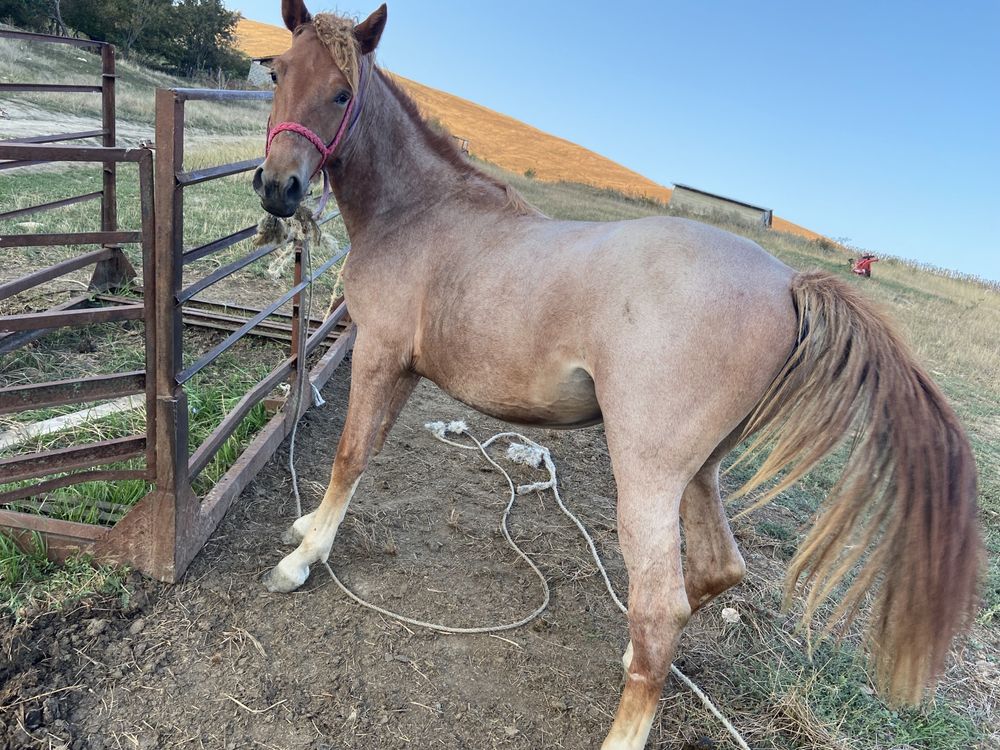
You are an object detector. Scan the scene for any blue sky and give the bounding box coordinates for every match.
[234,1,1000,281]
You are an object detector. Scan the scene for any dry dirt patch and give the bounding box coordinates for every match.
[2,359,766,749]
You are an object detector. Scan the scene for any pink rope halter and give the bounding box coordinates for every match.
[264,57,369,216]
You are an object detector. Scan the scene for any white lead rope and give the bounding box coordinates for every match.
[289,416,749,748]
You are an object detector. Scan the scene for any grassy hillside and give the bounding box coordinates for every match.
[2,30,997,749]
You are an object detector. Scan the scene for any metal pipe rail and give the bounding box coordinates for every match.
[130,85,355,581]
[1,63,355,582]
[0,142,155,562]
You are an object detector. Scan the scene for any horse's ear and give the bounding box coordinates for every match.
[281,0,312,32]
[354,4,387,55]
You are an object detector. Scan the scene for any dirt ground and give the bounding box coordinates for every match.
[0,355,783,750]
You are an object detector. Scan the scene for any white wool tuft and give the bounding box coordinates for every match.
[506,442,546,469]
[424,420,468,438]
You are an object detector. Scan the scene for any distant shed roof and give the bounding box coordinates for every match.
[235,17,291,60]
[672,183,771,213]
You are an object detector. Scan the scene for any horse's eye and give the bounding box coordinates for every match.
[270,70,277,84]
[334,90,351,106]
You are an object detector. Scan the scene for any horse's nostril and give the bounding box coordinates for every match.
[252,167,264,195]
[286,175,302,202]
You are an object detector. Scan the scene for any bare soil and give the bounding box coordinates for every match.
[0,356,774,750]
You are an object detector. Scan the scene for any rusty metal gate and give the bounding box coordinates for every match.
[0,32,353,582]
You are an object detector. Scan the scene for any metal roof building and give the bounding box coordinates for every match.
[669,184,773,229]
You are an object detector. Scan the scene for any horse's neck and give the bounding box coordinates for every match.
[328,70,507,244]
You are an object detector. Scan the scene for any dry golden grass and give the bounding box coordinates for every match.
[234,17,293,59]
[391,74,673,203]
[772,216,826,241]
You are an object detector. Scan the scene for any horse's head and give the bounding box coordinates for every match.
[253,1,387,217]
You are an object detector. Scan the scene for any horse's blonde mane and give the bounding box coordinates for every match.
[313,13,360,90]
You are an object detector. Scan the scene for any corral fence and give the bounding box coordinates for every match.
[0,31,353,582]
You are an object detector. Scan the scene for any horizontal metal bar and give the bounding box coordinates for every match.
[0,159,43,171]
[173,88,274,102]
[0,436,146,484]
[176,158,262,187]
[176,247,347,385]
[0,129,106,146]
[181,225,257,265]
[0,248,112,303]
[0,293,92,356]
[177,242,281,303]
[182,306,342,338]
[181,316,292,344]
[0,303,144,332]
[0,30,109,49]
[0,372,145,416]
[0,231,141,248]
[0,469,148,505]
[0,190,103,222]
[0,144,149,163]
[0,83,101,93]
[305,300,350,356]
[188,359,294,480]
[0,511,107,555]
[101,292,335,328]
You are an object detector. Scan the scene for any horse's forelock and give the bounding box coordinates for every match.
[312,14,361,91]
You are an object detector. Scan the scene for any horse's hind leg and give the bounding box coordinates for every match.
[680,456,746,612]
[621,441,747,672]
[602,469,691,750]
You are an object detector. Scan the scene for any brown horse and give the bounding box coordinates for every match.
[253,4,982,748]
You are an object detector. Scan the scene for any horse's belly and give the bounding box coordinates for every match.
[451,366,602,430]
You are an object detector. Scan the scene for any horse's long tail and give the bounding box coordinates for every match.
[733,270,982,704]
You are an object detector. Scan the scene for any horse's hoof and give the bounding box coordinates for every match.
[262,562,309,593]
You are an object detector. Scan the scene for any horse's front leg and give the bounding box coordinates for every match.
[263,340,409,593]
[281,372,419,546]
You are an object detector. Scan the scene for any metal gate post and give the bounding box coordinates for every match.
[149,89,196,581]
[90,43,136,292]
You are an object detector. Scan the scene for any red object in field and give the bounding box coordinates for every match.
[852,254,879,277]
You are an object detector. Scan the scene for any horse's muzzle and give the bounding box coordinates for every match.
[253,167,303,218]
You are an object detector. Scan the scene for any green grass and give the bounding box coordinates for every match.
[1,342,284,520]
[729,642,982,749]
[0,533,130,618]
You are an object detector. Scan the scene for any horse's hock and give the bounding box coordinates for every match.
[0,31,353,582]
